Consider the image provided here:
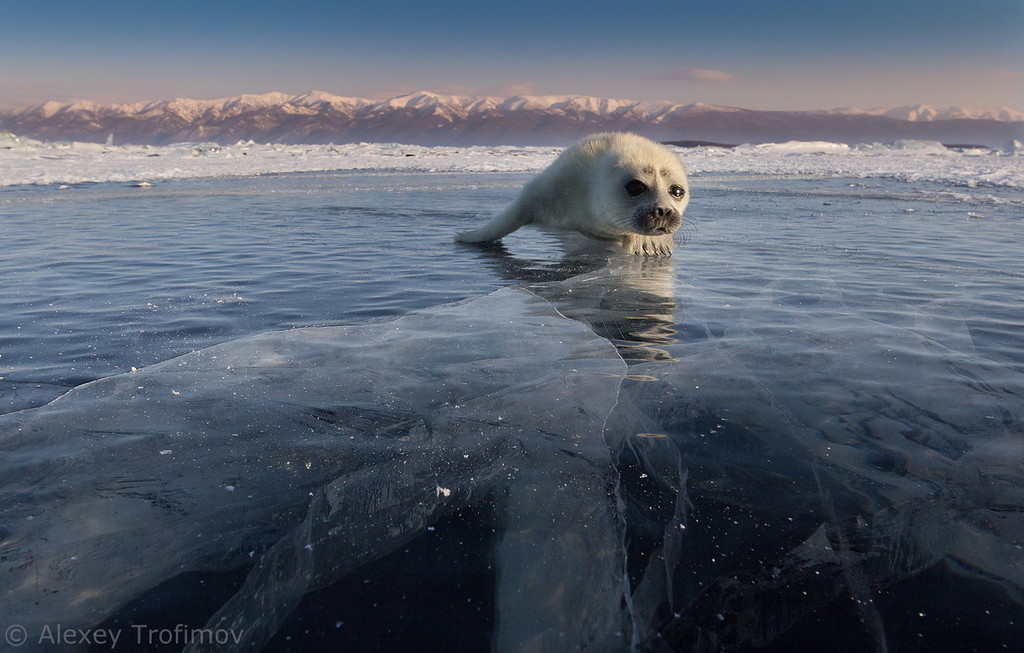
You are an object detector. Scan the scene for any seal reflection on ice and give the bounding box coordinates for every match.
[456,132,690,257]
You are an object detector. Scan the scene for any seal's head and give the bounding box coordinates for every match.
[623,171,686,236]
[585,136,690,241]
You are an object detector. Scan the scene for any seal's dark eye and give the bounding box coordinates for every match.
[669,185,686,199]
[625,179,647,197]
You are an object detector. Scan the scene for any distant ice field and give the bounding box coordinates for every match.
[2,138,1023,191]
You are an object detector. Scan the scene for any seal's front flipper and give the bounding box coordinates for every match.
[455,204,532,243]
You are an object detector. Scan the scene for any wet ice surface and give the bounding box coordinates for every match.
[0,173,531,410]
[1,170,1023,652]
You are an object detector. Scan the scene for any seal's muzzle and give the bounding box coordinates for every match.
[635,206,681,235]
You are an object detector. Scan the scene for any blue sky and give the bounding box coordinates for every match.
[2,0,1022,110]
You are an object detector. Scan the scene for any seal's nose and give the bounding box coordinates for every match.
[640,207,681,234]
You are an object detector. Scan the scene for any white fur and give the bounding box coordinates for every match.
[456,132,690,257]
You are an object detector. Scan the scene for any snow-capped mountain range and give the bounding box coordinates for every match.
[2,91,1021,147]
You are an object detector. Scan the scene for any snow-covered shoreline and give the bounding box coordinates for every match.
[1,137,1021,189]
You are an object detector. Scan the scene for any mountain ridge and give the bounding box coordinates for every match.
[2,91,1021,147]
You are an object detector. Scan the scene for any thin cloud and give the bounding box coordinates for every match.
[652,69,739,84]
[482,83,536,97]
[428,84,479,97]
[979,70,1020,81]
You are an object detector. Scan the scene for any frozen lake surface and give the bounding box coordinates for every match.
[1,148,1023,652]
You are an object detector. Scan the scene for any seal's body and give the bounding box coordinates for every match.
[456,133,690,256]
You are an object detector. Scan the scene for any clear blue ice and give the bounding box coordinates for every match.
[1,170,1022,652]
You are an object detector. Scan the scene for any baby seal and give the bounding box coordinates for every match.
[456,132,690,256]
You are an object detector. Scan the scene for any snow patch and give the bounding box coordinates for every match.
[751,141,851,154]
